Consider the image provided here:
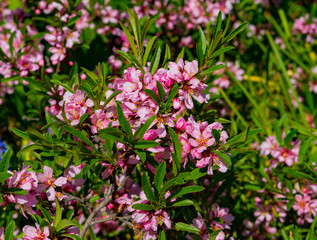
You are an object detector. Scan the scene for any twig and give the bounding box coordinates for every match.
[79,185,114,238]
[91,135,107,156]
[89,215,132,227]
[62,191,92,210]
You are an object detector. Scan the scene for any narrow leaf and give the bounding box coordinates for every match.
[154,162,166,194]
[202,64,225,75]
[64,126,96,150]
[175,222,200,234]
[116,102,133,140]
[150,46,161,75]
[0,148,12,172]
[132,203,154,211]
[142,173,157,203]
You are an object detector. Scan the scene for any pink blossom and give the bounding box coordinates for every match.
[91,109,110,134]
[22,224,50,240]
[37,166,67,201]
[49,45,66,65]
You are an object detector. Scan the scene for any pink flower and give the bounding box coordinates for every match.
[260,136,279,157]
[167,58,208,109]
[58,90,94,125]
[22,224,50,240]
[37,166,67,201]
[49,45,66,65]
[0,227,4,240]
[91,109,110,134]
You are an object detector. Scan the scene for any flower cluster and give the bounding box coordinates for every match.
[293,14,317,43]
[260,135,300,167]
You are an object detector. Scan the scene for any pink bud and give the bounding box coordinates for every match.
[80,73,86,80]
[35,9,41,15]
[175,117,186,131]
[39,59,44,67]
[173,98,181,109]
[143,129,158,140]
[108,203,114,209]
[68,61,73,66]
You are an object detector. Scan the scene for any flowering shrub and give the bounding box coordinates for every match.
[0,0,317,240]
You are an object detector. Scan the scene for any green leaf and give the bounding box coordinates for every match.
[119,22,138,58]
[79,113,89,125]
[165,85,179,108]
[127,9,141,52]
[282,169,314,180]
[9,31,16,57]
[141,18,155,47]
[54,197,62,227]
[56,219,78,232]
[244,183,262,191]
[45,111,60,138]
[132,203,154,211]
[278,9,290,37]
[168,186,205,201]
[259,167,272,185]
[5,188,27,195]
[64,126,96,150]
[144,89,160,105]
[213,11,222,42]
[134,115,157,140]
[221,128,249,149]
[168,199,194,207]
[0,148,12,172]
[4,221,15,240]
[150,46,161,75]
[202,64,224,75]
[222,13,231,37]
[99,133,125,144]
[209,46,234,59]
[18,144,44,157]
[38,205,52,223]
[81,67,99,85]
[59,234,82,240]
[102,91,122,109]
[158,230,166,240]
[196,43,204,67]
[142,173,157,203]
[175,222,200,234]
[273,119,282,144]
[184,168,207,181]
[176,47,185,61]
[134,140,160,149]
[116,102,133,140]
[172,153,180,177]
[169,128,182,163]
[284,129,297,146]
[157,81,166,102]
[224,22,248,43]
[154,162,166,195]
[143,36,157,66]
[306,214,317,240]
[67,15,81,27]
[160,178,177,196]
[162,43,171,68]
[198,27,207,55]
[298,137,312,164]
[11,128,29,139]
[51,79,74,93]
[134,149,146,163]
[0,172,12,181]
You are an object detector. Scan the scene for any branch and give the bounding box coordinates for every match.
[79,185,114,238]
[62,191,92,210]
[88,215,132,226]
